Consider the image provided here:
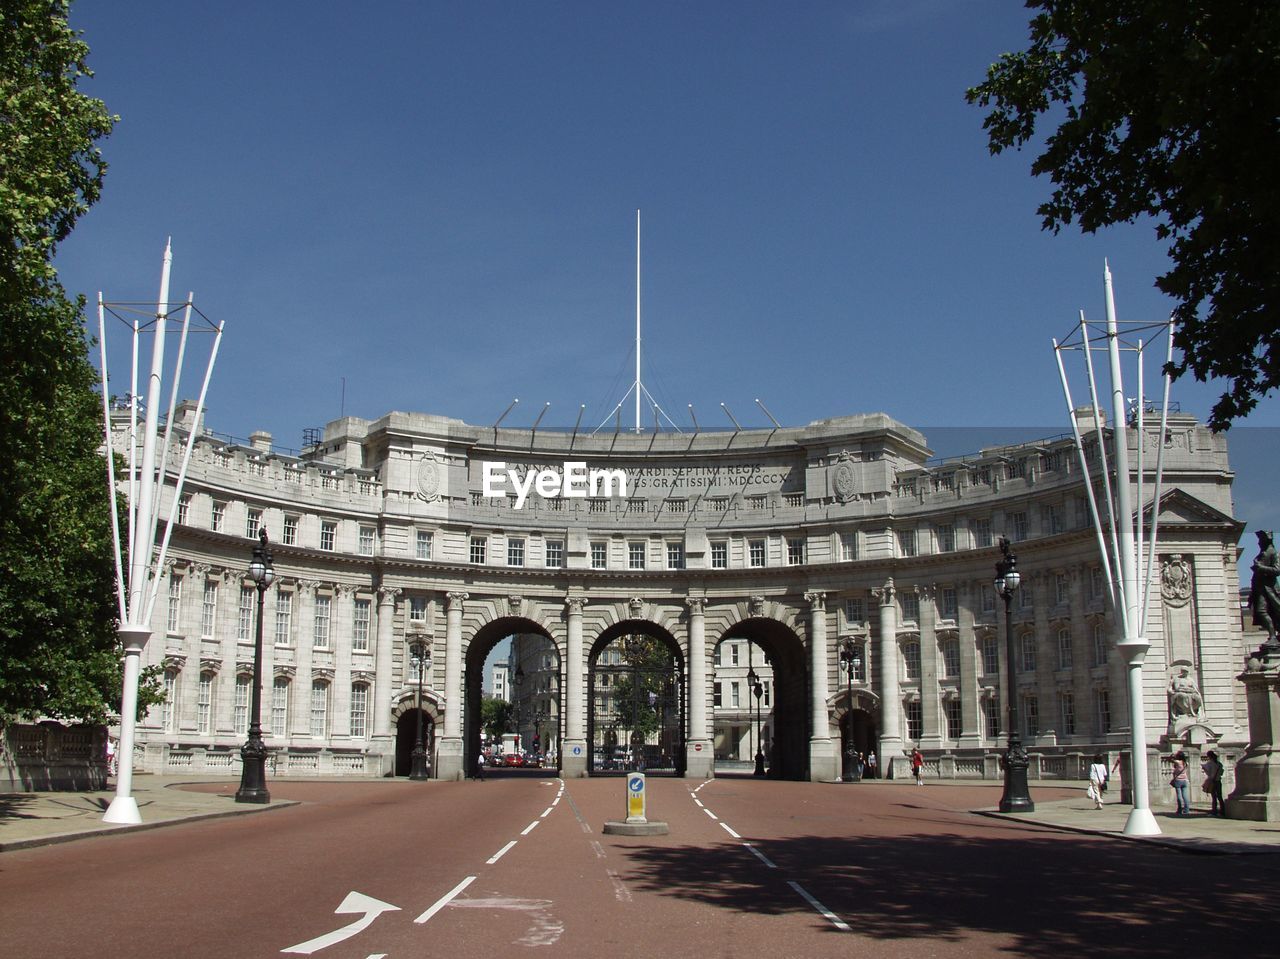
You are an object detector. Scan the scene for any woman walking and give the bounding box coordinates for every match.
[1087,754,1108,809]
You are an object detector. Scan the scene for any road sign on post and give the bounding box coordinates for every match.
[626,773,647,823]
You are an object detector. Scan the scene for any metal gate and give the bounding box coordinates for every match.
[588,634,685,775]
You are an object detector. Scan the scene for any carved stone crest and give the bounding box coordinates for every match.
[1160,556,1193,607]
[416,451,442,502]
[832,452,857,503]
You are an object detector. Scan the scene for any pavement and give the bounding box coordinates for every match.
[4,774,1279,855]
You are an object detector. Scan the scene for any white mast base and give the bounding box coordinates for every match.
[1122,808,1161,837]
[102,796,141,825]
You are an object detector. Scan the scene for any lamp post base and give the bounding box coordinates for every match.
[236,741,271,804]
[998,748,1034,812]
[754,750,766,777]
[409,746,430,781]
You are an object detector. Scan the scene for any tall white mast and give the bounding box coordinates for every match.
[635,209,641,434]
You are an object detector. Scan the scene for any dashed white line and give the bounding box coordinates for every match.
[788,881,851,932]
[719,821,741,840]
[702,807,718,820]
[415,876,476,924]
[607,869,632,903]
[589,840,606,859]
[521,820,540,835]
[487,840,517,864]
[540,806,554,818]
[693,798,704,807]
[742,842,777,868]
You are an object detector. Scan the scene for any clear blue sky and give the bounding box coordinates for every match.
[56,1,1277,546]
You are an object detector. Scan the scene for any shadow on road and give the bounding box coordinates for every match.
[616,829,1274,956]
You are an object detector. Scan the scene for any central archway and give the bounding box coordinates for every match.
[716,617,808,781]
[588,620,685,776]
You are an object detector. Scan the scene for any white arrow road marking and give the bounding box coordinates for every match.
[281,892,401,955]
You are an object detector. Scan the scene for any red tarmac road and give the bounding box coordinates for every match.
[2,775,1276,959]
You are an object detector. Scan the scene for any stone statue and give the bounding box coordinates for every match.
[1167,666,1204,723]
[1250,530,1280,646]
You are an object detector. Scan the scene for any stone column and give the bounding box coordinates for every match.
[806,590,836,782]
[685,597,713,778]
[875,579,905,778]
[562,595,588,778]
[436,590,468,781]
[373,587,400,755]
[1227,653,1280,821]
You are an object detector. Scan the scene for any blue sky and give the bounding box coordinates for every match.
[56,1,1276,550]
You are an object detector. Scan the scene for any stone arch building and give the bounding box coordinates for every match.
[122,402,1247,781]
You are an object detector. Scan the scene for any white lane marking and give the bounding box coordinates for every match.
[281,891,401,954]
[693,798,704,807]
[487,840,517,864]
[703,807,718,820]
[540,806,554,818]
[788,881,851,932]
[367,954,387,958]
[589,841,606,859]
[414,876,476,924]
[719,821,741,839]
[607,869,632,903]
[743,843,777,869]
[693,781,710,794]
[521,820,540,835]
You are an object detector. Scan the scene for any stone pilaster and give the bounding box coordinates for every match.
[373,587,400,751]
[1227,655,1280,821]
[561,595,588,778]
[685,597,713,778]
[806,590,836,782]
[435,590,468,780]
[875,579,905,778]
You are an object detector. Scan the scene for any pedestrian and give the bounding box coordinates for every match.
[105,736,117,778]
[911,747,924,785]
[1087,754,1108,809]
[1170,751,1190,815]
[866,750,877,779]
[1201,750,1225,816]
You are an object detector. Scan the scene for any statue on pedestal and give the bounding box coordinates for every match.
[1250,530,1280,647]
[1167,666,1205,736]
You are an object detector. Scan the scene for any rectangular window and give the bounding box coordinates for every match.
[748,539,766,568]
[1055,573,1069,606]
[731,644,740,666]
[350,684,368,739]
[1057,628,1073,670]
[177,495,190,525]
[470,537,487,565]
[1092,622,1108,666]
[359,525,376,556]
[271,679,289,737]
[940,587,958,621]
[941,640,960,678]
[666,542,685,569]
[840,532,857,562]
[628,542,646,570]
[981,584,995,613]
[1049,503,1064,534]
[714,646,722,666]
[409,597,427,623]
[1023,695,1039,738]
[313,594,331,649]
[731,681,740,707]
[713,682,722,708]
[902,642,921,681]
[591,541,608,569]
[201,582,217,639]
[1020,633,1037,672]
[211,501,224,532]
[900,592,920,623]
[246,508,262,539]
[197,674,213,735]
[944,699,962,740]
[1011,511,1028,542]
[1090,566,1104,600]
[897,528,917,557]
[167,576,182,634]
[283,515,298,546]
[1095,689,1112,734]
[787,538,804,566]
[546,539,564,568]
[936,523,955,553]
[1059,692,1076,736]
[416,529,433,560]
[163,670,179,733]
[352,598,371,652]
[974,517,993,549]
[320,520,336,551]
[844,598,864,624]
[711,541,728,569]
[238,587,254,642]
[984,696,1000,739]
[1020,581,1034,609]
[507,538,525,567]
[981,636,999,675]
[905,700,924,742]
[234,675,249,735]
[275,591,293,646]
[310,681,328,738]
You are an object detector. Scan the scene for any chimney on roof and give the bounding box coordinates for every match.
[249,431,273,453]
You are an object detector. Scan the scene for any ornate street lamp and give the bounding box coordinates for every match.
[513,664,525,754]
[407,636,432,780]
[236,528,274,804]
[839,638,862,782]
[996,537,1034,812]
[748,667,766,776]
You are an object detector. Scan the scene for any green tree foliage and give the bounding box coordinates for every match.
[481,696,513,739]
[610,636,676,741]
[0,1,158,722]
[967,1,1280,430]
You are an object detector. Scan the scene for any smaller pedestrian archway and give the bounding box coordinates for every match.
[392,696,439,777]
[834,688,880,779]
